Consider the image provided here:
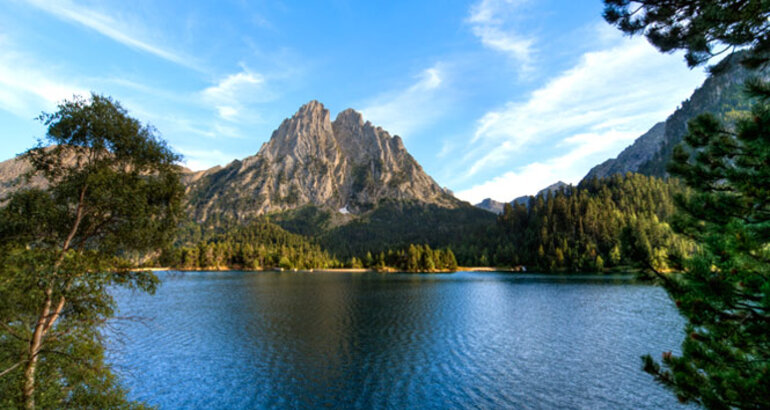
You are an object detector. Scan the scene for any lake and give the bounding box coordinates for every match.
[108,271,687,409]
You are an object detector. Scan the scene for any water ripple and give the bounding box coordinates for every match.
[107,271,689,409]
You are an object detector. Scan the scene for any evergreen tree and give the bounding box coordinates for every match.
[639,86,770,409]
[605,1,770,407]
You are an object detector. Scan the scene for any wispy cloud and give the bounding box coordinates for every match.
[467,0,534,70]
[456,129,638,203]
[454,25,706,202]
[0,36,87,117]
[361,65,449,137]
[177,147,237,171]
[465,30,705,177]
[201,68,268,122]
[20,0,198,70]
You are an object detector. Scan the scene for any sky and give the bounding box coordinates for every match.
[0,0,709,204]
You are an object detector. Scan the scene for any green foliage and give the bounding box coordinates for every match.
[168,218,339,270]
[490,173,689,272]
[310,200,496,265]
[0,94,182,408]
[352,244,458,272]
[603,0,770,68]
[637,82,770,409]
[605,2,770,407]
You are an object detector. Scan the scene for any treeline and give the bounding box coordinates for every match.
[273,200,497,266]
[162,219,338,270]
[163,219,460,272]
[458,173,691,272]
[346,244,458,272]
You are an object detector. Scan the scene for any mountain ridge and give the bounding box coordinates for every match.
[583,52,768,181]
[475,180,568,213]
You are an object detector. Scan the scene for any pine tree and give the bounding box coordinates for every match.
[604,1,770,407]
[640,84,770,409]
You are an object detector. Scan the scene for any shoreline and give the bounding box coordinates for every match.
[141,266,522,274]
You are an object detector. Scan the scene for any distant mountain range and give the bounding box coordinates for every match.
[475,181,568,214]
[0,101,493,256]
[1,52,765,255]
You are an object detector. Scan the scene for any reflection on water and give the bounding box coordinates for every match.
[108,271,686,409]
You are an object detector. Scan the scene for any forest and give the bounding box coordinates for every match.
[483,173,691,272]
[161,218,459,273]
[160,172,689,274]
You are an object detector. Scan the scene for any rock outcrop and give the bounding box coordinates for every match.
[475,198,505,214]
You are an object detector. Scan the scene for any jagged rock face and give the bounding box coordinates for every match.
[584,122,666,181]
[511,181,569,206]
[186,101,459,223]
[0,155,36,202]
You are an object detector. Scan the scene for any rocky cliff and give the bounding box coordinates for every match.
[185,101,459,223]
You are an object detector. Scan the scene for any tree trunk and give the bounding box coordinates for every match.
[22,289,68,409]
[21,184,86,409]
[22,288,52,409]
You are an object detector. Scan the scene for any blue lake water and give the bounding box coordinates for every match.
[107,271,687,409]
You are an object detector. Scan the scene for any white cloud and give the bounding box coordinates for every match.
[454,26,707,203]
[456,129,638,203]
[462,29,706,178]
[437,140,455,158]
[178,147,237,171]
[361,65,448,137]
[0,37,88,117]
[201,69,269,122]
[20,0,197,70]
[467,0,534,70]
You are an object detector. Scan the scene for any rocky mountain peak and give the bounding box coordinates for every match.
[185,100,460,223]
[296,99,328,119]
[335,108,365,127]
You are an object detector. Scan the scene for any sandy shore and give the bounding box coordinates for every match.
[457,266,522,272]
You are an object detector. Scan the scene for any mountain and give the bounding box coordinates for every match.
[185,101,459,224]
[585,122,666,181]
[512,181,569,206]
[0,146,83,203]
[475,198,505,214]
[583,52,768,181]
[0,101,495,260]
[475,181,570,213]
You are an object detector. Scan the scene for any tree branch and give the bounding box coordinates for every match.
[0,361,23,378]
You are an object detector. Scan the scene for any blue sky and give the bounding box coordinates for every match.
[0,0,708,203]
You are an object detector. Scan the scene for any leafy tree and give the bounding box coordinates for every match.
[0,94,183,409]
[168,218,338,271]
[278,256,293,270]
[605,1,770,407]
